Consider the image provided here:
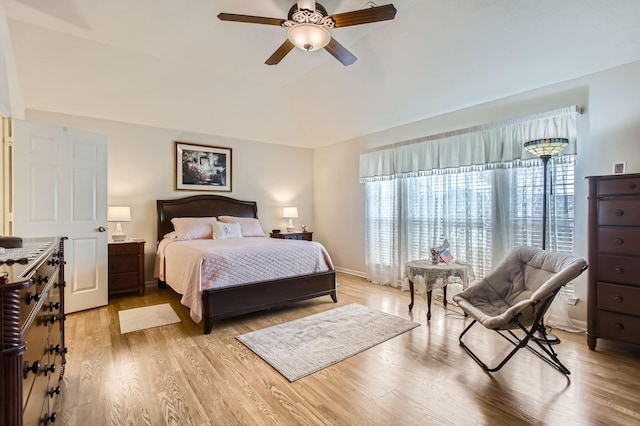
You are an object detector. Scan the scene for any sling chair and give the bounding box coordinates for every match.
[452,246,588,375]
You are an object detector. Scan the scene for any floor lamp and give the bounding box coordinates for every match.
[524,137,569,344]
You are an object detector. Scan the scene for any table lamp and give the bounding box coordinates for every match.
[283,207,298,233]
[108,206,131,242]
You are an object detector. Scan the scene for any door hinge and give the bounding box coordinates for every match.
[2,117,13,145]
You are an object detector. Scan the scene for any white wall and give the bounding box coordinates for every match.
[14,57,640,324]
[25,110,316,282]
[0,4,23,118]
[314,59,640,323]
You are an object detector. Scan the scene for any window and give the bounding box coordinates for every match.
[364,156,576,287]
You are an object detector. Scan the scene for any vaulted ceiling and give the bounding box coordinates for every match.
[3,0,640,148]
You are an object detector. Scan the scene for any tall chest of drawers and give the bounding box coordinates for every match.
[586,173,640,350]
[0,237,67,426]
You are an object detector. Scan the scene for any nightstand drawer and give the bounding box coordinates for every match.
[109,243,142,256]
[109,272,140,290]
[109,255,139,274]
[270,232,313,241]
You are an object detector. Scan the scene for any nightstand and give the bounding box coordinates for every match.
[270,232,313,241]
[108,240,145,297]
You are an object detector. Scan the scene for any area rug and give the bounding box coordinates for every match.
[118,303,181,334]
[237,303,420,381]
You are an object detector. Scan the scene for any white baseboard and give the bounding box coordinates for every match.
[335,267,367,279]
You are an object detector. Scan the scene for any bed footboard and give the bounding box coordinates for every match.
[202,270,337,334]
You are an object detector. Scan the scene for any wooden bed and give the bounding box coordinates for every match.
[157,194,337,334]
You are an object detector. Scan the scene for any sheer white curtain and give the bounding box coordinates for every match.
[364,158,574,280]
[360,107,580,330]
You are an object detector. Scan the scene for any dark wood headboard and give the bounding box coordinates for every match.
[157,195,258,243]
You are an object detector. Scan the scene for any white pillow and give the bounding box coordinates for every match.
[171,217,217,240]
[217,216,267,237]
[212,221,243,240]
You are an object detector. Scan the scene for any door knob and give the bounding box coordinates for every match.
[98,226,106,232]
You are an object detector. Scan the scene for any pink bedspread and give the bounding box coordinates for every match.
[155,237,334,322]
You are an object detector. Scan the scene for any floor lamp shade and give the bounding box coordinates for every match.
[523,138,569,158]
[108,206,131,241]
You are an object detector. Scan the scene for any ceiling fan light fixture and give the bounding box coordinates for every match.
[287,23,331,51]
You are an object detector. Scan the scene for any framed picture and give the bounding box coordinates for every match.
[613,161,626,175]
[175,142,232,191]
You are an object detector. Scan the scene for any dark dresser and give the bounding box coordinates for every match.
[0,237,67,426]
[586,173,640,350]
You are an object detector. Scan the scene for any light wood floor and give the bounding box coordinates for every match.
[57,273,640,425]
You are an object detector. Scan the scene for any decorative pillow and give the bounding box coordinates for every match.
[171,217,217,240]
[163,231,177,240]
[217,216,267,237]
[212,221,243,240]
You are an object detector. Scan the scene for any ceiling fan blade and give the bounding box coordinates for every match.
[324,38,357,66]
[297,0,316,11]
[330,4,397,28]
[265,39,295,65]
[217,13,284,26]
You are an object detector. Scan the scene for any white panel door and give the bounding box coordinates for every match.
[12,119,108,313]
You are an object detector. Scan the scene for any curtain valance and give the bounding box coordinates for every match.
[359,106,579,182]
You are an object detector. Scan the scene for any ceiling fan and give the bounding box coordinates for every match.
[217,1,397,66]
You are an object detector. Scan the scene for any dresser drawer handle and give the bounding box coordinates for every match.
[23,360,41,378]
[25,291,41,305]
[630,182,637,189]
[614,323,624,330]
[613,295,623,303]
[44,412,57,425]
[44,315,59,326]
[43,363,56,376]
[615,209,624,216]
[48,386,61,398]
[49,344,69,355]
[614,238,624,245]
[614,266,624,274]
[46,301,61,312]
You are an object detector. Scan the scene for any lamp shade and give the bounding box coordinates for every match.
[287,23,331,51]
[523,138,569,157]
[107,206,131,222]
[283,207,299,219]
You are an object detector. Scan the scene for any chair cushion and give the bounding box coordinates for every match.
[453,246,587,330]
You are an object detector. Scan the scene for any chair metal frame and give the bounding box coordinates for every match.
[457,278,584,376]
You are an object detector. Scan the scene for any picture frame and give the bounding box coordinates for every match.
[613,161,626,175]
[175,142,232,191]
